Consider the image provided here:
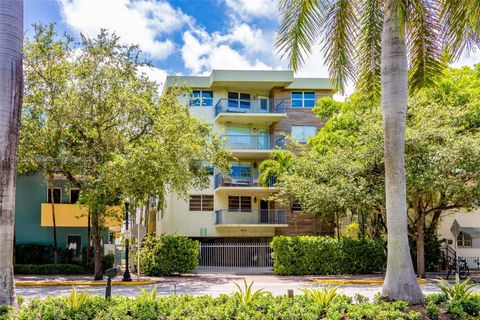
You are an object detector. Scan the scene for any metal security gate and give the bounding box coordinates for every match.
[197,243,273,273]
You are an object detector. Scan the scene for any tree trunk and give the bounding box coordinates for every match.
[86,209,91,267]
[91,214,103,280]
[380,0,424,304]
[0,0,23,306]
[48,173,58,264]
[416,210,426,277]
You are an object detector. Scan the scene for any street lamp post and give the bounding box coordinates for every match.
[122,199,132,282]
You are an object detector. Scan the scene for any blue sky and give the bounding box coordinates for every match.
[25,0,480,95]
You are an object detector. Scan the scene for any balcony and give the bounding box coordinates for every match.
[222,134,285,158]
[214,99,287,125]
[41,203,122,229]
[215,209,288,227]
[214,173,277,195]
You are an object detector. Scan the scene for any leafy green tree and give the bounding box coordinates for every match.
[276,0,480,302]
[19,24,74,264]
[264,66,480,281]
[0,0,23,306]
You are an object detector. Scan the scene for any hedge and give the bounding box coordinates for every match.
[139,234,199,276]
[2,293,429,319]
[270,236,386,275]
[14,264,90,275]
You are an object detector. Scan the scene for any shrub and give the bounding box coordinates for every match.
[437,275,479,301]
[14,264,89,275]
[0,305,13,320]
[426,301,441,320]
[139,234,199,276]
[102,253,115,271]
[270,236,386,275]
[409,230,442,272]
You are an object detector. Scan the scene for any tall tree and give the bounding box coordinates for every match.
[19,24,74,264]
[0,0,23,306]
[276,0,480,303]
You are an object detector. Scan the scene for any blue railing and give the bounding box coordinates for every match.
[215,98,285,116]
[215,209,287,225]
[214,173,276,188]
[222,135,285,150]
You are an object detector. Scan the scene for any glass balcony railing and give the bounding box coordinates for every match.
[222,135,285,150]
[215,209,287,225]
[214,173,276,188]
[215,98,285,116]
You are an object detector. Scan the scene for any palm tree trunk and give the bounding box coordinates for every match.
[48,173,58,264]
[380,0,424,303]
[0,0,23,306]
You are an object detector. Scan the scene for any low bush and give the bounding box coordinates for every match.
[270,236,386,275]
[139,234,199,276]
[14,264,89,275]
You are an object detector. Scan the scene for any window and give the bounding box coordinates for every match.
[228,196,251,212]
[189,195,214,211]
[457,232,472,247]
[231,165,252,177]
[189,90,213,106]
[228,92,251,109]
[47,187,61,204]
[70,189,80,204]
[291,125,317,142]
[291,91,316,108]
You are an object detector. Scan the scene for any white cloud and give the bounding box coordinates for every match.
[452,50,480,68]
[58,0,190,59]
[181,25,277,75]
[224,0,278,21]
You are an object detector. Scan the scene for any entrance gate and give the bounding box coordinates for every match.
[197,243,273,273]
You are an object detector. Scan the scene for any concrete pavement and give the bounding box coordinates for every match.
[14,274,451,300]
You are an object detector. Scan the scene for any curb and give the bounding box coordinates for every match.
[313,279,427,285]
[15,280,157,287]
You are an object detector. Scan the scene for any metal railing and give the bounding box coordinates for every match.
[198,243,274,271]
[215,98,285,116]
[214,173,276,188]
[222,134,285,150]
[215,209,287,225]
[458,256,480,269]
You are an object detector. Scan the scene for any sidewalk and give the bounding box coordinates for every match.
[13,273,449,300]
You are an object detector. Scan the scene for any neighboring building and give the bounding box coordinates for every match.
[437,209,480,267]
[15,172,120,263]
[157,70,336,243]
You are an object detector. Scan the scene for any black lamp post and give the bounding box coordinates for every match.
[122,199,132,282]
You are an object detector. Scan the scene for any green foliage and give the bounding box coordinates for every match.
[438,275,479,301]
[137,286,158,304]
[15,244,58,264]
[63,287,92,309]
[233,279,268,306]
[9,291,460,319]
[102,254,115,272]
[0,305,13,320]
[139,234,199,276]
[270,236,385,275]
[14,264,89,275]
[426,301,441,320]
[445,296,480,318]
[409,230,442,272]
[299,286,339,309]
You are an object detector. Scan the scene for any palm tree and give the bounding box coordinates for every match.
[276,0,480,303]
[0,0,23,306]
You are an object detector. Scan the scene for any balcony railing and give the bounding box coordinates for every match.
[214,173,276,188]
[215,209,287,225]
[222,135,285,150]
[215,98,285,116]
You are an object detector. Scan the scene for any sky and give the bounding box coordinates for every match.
[25,0,480,97]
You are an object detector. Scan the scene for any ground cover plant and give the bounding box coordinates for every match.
[4,279,480,319]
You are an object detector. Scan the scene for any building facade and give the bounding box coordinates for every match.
[15,172,119,262]
[157,70,336,243]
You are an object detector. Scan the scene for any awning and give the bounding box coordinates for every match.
[451,219,480,238]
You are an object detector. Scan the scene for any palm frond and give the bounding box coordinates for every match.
[321,0,358,93]
[406,0,445,92]
[355,0,383,104]
[276,0,324,72]
[440,0,480,59]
